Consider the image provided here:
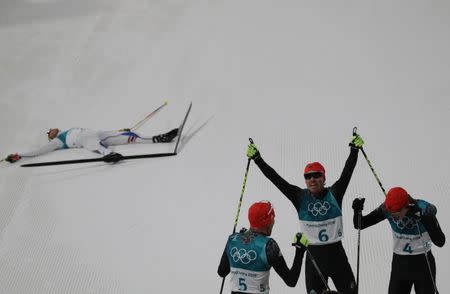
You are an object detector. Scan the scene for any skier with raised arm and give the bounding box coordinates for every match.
[246,134,364,294]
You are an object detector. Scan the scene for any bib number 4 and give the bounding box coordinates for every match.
[403,243,413,254]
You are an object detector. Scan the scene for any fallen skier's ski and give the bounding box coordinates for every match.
[21,102,192,167]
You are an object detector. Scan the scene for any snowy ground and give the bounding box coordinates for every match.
[0,1,449,293]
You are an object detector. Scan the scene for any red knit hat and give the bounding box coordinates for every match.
[385,187,410,213]
[304,162,325,176]
[248,201,275,229]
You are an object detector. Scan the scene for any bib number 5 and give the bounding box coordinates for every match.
[239,278,247,291]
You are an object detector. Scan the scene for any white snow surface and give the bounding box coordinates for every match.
[0,1,449,293]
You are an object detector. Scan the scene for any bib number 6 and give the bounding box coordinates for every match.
[318,229,329,242]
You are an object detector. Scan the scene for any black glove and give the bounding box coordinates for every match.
[352,198,365,212]
[6,153,21,163]
[407,199,422,219]
[103,152,124,163]
[292,232,309,249]
[239,227,248,233]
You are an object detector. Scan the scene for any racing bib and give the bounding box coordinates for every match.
[298,190,344,245]
[387,215,432,255]
[229,267,270,294]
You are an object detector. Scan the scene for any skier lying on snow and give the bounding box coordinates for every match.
[5,127,179,163]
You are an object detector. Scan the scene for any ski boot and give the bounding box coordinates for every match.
[152,128,179,143]
[103,152,124,163]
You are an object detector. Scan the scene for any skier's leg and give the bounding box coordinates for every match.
[329,247,356,294]
[413,252,436,294]
[82,133,112,156]
[388,254,413,294]
[100,129,178,146]
[99,131,143,146]
[305,255,328,294]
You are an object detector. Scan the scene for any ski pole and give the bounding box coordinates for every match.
[292,243,329,290]
[119,101,168,132]
[415,221,439,294]
[352,127,384,292]
[219,138,254,294]
[353,127,387,196]
[232,138,254,234]
[355,127,437,293]
[356,210,362,294]
[306,248,330,291]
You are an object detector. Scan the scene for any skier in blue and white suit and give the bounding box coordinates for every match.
[218,201,309,294]
[352,187,445,294]
[246,134,364,294]
[5,127,178,163]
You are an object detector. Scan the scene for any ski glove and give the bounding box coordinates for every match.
[103,152,124,163]
[247,144,260,160]
[352,198,365,212]
[407,199,423,219]
[408,206,421,219]
[292,232,309,249]
[349,134,364,149]
[239,227,248,233]
[6,153,21,163]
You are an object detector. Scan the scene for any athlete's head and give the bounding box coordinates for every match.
[304,162,326,195]
[384,187,411,219]
[248,201,275,236]
[47,128,59,140]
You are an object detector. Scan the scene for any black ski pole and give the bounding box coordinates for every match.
[353,127,387,196]
[356,209,362,294]
[219,138,254,294]
[353,126,385,291]
[305,248,330,291]
[415,221,439,294]
[292,243,330,291]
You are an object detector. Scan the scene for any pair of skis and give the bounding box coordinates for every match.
[21,102,192,167]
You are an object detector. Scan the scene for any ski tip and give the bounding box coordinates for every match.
[164,101,169,105]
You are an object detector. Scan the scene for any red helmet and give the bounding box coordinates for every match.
[248,201,275,229]
[385,187,410,213]
[304,162,325,177]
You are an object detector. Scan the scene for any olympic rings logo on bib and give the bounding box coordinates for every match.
[308,201,331,216]
[230,247,257,264]
[390,216,417,230]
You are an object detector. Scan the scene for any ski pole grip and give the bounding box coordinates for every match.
[249,138,254,144]
[353,127,358,136]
